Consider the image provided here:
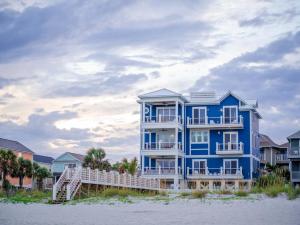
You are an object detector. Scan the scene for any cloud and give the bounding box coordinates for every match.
[48,73,147,97]
[190,31,300,143]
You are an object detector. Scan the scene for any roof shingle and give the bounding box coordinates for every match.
[0,138,34,153]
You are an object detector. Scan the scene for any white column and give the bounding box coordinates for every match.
[175,100,178,122]
[141,154,145,175]
[142,102,145,123]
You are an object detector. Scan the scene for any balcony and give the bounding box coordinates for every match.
[216,142,244,155]
[187,115,243,129]
[288,147,300,159]
[187,167,243,180]
[142,115,183,129]
[142,167,183,179]
[275,153,289,164]
[141,142,183,156]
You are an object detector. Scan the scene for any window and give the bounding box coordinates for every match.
[157,107,175,122]
[223,159,238,174]
[64,163,76,169]
[191,130,209,143]
[224,132,238,150]
[156,159,175,168]
[193,160,206,174]
[223,106,238,124]
[192,107,207,124]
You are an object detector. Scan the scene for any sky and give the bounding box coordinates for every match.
[0,0,299,162]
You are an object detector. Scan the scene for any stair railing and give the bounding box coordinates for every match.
[53,167,69,201]
[66,167,82,200]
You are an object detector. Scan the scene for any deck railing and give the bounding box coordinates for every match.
[288,147,300,157]
[143,167,182,176]
[187,115,243,126]
[187,167,243,178]
[144,115,182,124]
[216,142,243,153]
[276,153,288,161]
[144,142,182,150]
[66,167,82,200]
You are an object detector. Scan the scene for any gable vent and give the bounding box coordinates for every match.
[190,91,216,102]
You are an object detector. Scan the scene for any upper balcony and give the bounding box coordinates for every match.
[187,115,243,129]
[275,153,289,164]
[288,147,300,159]
[141,142,184,156]
[216,142,244,155]
[142,115,183,129]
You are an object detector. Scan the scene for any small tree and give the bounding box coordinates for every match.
[12,157,32,189]
[35,167,51,190]
[0,149,17,192]
[83,148,111,171]
[128,157,138,176]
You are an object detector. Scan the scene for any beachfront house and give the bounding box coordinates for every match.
[260,134,289,169]
[52,152,84,182]
[138,89,261,191]
[287,130,300,186]
[0,138,34,188]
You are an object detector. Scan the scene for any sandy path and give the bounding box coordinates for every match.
[0,196,300,225]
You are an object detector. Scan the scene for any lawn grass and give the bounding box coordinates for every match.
[191,190,207,199]
[0,189,51,203]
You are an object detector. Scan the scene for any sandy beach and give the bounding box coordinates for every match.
[0,196,300,225]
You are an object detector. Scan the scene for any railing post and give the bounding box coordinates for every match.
[220,116,223,124]
[66,184,71,200]
[216,142,219,151]
[159,166,161,175]
[206,167,208,175]
[187,167,189,176]
[220,167,223,175]
[52,184,57,201]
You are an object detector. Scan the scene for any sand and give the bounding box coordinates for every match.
[0,196,300,225]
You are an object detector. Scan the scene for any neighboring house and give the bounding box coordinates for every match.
[33,154,54,171]
[33,154,54,189]
[287,130,300,186]
[52,152,85,181]
[0,138,34,188]
[259,134,289,169]
[138,89,261,190]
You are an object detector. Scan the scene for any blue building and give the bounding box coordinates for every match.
[138,89,261,191]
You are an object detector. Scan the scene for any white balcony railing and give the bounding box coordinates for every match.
[216,142,243,154]
[143,167,182,176]
[144,115,183,124]
[288,147,300,158]
[187,115,243,127]
[187,167,243,179]
[276,153,288,161]
[143,142,182,150]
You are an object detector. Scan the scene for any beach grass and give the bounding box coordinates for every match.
[192,190,207,199]
[0,189,51,204]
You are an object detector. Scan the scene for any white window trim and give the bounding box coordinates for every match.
[156,106,176,116]
[223,131,239,144]
[156,159,175,168]
[192,159,207,170]
[223,105,238,122]
[223,159,238,170]
[190,129,209,144]
[192,107,207,123]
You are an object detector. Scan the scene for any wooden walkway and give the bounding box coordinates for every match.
[53,167,160,201]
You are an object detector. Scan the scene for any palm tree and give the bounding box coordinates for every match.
[0,149,17,191]
[83,148,111,171]
[12,157,32,188]
[128,157,138,175]
[35,167,51,190]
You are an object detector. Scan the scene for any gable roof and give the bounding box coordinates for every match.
[260,134,287,149]
[0,138,34,154]
[287,130,300,139]
[68,152,85,162]
[138,88,185,99]
[33,154,54,164]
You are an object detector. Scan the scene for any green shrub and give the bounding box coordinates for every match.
[192,190,207,199]
[100,188,156,198]
[265,185,285,198]
[235,190,248,197]
[217,189,233,195]
[286,186,300,200]
[180,192,191,197]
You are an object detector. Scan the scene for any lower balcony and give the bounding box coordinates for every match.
[216,142,244,155]
[142,167,183,179]
[187,167,243,180]
[141,142,183,156]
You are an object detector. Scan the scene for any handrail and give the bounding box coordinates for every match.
[187,115,243,126]
[187,167,243,177]
[144,142,182,150]
[66,167,82,200]
[144,115,182,124]
[52,167,68,201]
[143,166,182,175]
[216,142,243,151]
